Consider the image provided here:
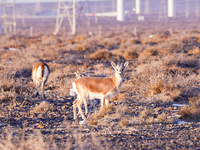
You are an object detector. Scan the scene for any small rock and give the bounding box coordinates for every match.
[79,120,86,125]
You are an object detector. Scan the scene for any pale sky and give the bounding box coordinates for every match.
[7,0,105,3]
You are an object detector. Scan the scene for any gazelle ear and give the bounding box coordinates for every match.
[124,61,129,68]
[111,61,117,69]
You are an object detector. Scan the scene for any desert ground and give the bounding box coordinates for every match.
[0,6,200,149]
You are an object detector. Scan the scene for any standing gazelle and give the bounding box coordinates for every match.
[72,61,129,121]
[32,62,50,99]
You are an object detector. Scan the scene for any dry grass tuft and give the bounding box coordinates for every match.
[188,47,200,54]
[111,93,127,102]
[74,44,87,51]
[74,35,86,42]
[148,80,167,95]
[146,116,155,124]
[90,104,115,120]
[87,119,98,126]
[141,34,167,44]
[157,112,168,123]
[140,47,158,57]
[119,118,130,126]
[34,101,50,113]
[87,49,112,60]
[123,50,138,60]
[180,96,200,120]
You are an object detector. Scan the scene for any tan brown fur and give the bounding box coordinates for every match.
[72,61,129,121]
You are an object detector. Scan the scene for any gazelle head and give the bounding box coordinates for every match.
[111,61,129,78]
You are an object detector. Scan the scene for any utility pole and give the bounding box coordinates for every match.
[3,0,16,34]
[72,0,76,35]
[168,0,175,18]
[185,0,189,18]
[22,0,25,26]
[135,0,141,14]
[54,0,90,35]
[196,0,199,17]
[35,0,41,15]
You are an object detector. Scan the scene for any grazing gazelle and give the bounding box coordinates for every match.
[72,61,129,121]
[32,62,50,99]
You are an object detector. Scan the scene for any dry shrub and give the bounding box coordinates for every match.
[178,58,199,68]
[5,40,25,49]
[26,38,41,47]
[83,63,89,69]
[188,47,200,54]
[40,46,61,60]
[48,63,62,72]
[141,34,167,44]
[182,36,198,44]
[66,40,75,44]
[0,129,58,150]
[120,39,126,45]
[168,41,179,49]
[140,47,158,57]
[87,119,98,126]
[74,35,86,42]
[101,38,119,49]
[1,83,13,92]
[87,49,112,60]
[148,80,167,96]
[120,38,141,45]
[197,37,200,43]
[111,49,123,56]
[157,112,173,123]
[41,35,62,45]
[74,44,87,51]
[151,34,168,43]
[138,109,150,125]
[90,104,115,120]
[124,107,134,114]
[119,118,130,126]
[180,96,200,120]
[123,50,138,60]
[34,101,49,113]
[146,116,154,124]
[111,93,127,102]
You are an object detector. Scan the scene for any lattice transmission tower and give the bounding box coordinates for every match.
[159,0,167,20]
[3,0,16,34]
[35,0,41,14]
[54,0,90,35]
[144,0,149,14]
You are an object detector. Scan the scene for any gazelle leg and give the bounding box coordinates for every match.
[42,81,45,99]
[77,99,87,115]
[105,98,109,107]
[84,99,88,115]
[35,80,40,97]
[77,100,86,121]
[100,96,106,110]
[73,99,78,121]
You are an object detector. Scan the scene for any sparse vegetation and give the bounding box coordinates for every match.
[0,8,200,149]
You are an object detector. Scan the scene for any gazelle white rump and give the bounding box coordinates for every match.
[32,62,50,99]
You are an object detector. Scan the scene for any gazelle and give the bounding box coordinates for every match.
[72,61,129,121]
[32,62,50,99]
